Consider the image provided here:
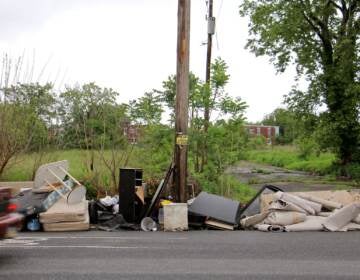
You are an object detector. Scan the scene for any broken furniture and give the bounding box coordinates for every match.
[36,160,86,206]
[188,192,242,230]
[16,160,88,232]
[118,168,143,223]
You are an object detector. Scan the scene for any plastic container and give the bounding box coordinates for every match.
[164,203,188,231]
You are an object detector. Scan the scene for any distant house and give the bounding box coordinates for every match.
[244,124,280,144]
[121,120,139,144]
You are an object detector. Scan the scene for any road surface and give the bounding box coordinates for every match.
[1,230,360,279]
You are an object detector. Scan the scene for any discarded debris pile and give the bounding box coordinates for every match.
[16,160,89,232]
[241,190,360,232]
[13,159,360,233]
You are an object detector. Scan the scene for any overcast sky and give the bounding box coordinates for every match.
[0,0,299,122]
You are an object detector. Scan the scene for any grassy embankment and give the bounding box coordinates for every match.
[3,146,355,202]
[246,145,336,175]
[0,149,256,203]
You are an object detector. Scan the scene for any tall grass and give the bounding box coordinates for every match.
[1,149,257,202]
[246,145,336,175]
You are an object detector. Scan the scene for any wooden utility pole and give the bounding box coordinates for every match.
[174,0,190,203]
[205,0,214,86]
[201,0,215,171]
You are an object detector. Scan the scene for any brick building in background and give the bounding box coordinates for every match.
[244,124,280,145]
[121,120,139,144]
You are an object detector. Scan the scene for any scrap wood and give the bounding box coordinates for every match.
[205,218,234,230]
[135,186,145,204]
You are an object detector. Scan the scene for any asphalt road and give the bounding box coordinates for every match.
[1,230,360,280]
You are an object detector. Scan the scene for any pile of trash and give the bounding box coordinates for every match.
[10,160,360,233]
[16,160,89,232]
[240,190,360,232]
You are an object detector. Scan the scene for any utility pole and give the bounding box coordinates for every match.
[174,0,190,203]
[202,0,215,171]
[205,0,214,86]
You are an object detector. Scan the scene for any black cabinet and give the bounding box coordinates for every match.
[118,168,142,223]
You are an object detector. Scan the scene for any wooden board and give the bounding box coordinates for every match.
[205,219,234,230]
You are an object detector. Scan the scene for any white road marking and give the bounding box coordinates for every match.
[0,235,187,248]
[18,236,188,240]
[0,245,159,249]
[0,238,41,246]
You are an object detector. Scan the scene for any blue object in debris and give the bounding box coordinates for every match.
[27,217,41,231]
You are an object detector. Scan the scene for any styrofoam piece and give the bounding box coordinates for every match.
[33,160,69,191]
[164,203,188,231]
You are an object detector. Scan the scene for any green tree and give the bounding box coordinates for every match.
[156,58,247,173]
[59,83,121,171]
[5,83,56,125]
[129,91,163,125]
[240,0,360,165]
[0,103,43,176]
[0,83,55,177]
